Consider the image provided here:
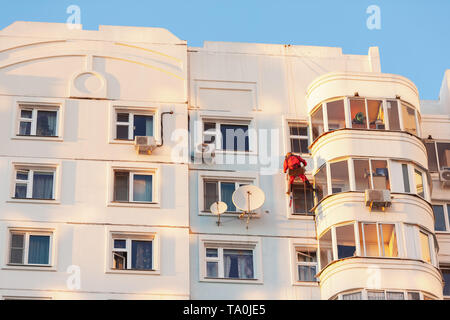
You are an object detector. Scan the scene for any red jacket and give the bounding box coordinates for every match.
[284,155,307,173]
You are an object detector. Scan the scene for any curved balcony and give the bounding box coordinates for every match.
[318,257,443,300]
[306,72,420,114]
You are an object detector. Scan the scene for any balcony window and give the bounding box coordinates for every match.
[314,164,328,202]
[353,159,390,191]
[414,168,425,198]
[349,98,367,129]
[342,291,362,300]
[336,224,356,259]
[319,229,332,270]
[370,160,390,190]
[419,231,432,263]
[402,164,411,193]
[354,159,371,191]
[359,223,398,257]
[310,105,324,141]
[367,100,385,129]
[437,142,450,170]
[386,100,401,131]
[400,102,417,135]
[17,105,59,137]
[330,160,350,194]
[326,99,346,132]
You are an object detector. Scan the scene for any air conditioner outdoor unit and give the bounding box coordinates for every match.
[439,168,450,187]
[135,136,157,155]
[365,189,392,211]
[192,143,216,164]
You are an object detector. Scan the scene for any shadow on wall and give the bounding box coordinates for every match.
[93,57,120,100]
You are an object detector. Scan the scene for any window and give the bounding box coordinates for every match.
[419,231,432,263]
[354,159,371,191]
[353,159,390,191]
[359,223,398,257]
[326,99,346,131]
[367,100,385,130]
[310,105,324,141]
[319,229,333,270]
[386,100,401,131]
[204,180,249,212]
[17,105,59,137]
[203,121,249,152]
[111,235,154,271]
[336,224,356,259]
[113,170,154,203]
[13,167,55,200]
[292,183,314,215]
[115,111,154,140]
[425,141,450,172]
[289,123,309,154]
[295,248,318,282]
[371,160,390,190]
[433,205,446,231]
[204,246,255,280]
[414,168,425,198]
[314,164,328,202]
[400,102,417,135]
[330,160,350,194]
[402,164,411,193]
[407,292,421,300]
[442,268,450,297]
[9,231,52,266]
[425,142,439,172]
[367,291,385,300]
[342,291,362,300]
[349,98,367,129]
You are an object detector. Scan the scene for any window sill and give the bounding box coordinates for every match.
[106,269,160,275]
[3,265,56,272]
[201,277,263,284]
[108,201,160,209]
[12,136,63,142]
[288,214,315,220]
[199,211,261,218]
[293,281,319,287]
[7,199,60,205]
[109,139,161,145]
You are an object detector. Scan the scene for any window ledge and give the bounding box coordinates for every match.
[109,139,161,146]
[201,277,263,284]
[12,136,63,142]
[199,211,261,218]
[108,201,160,209]
[288,214,315,220]
[3,265,56,272]
[293,281,319,287]
[106,269,160,276]
[214,150,257,156]
[7,199,60,205]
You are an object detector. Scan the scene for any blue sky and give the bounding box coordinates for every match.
[1,0,449,99]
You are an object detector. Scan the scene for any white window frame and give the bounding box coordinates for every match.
[13,167,55,200]
[425,140,450,172]
[203,179,251,213]
[113,170,155,203]
[337,289,427,300]
[199,235,263,284]
[108,232,160,275]
[287,121,310,155]
[108,164,160,208]
[7,229,53,267]
[419,229,434,265]
[14,102,62,140]
[433,203,450,233]
[109,103,161,145]
[359,222,400,258]
[294,247,318,283]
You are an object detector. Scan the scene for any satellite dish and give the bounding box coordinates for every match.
[210,201,227,226]
[232,185,265,229]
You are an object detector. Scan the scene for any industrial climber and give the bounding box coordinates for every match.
[283,152,313,195]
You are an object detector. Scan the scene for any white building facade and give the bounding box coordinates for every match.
[0,21,449,300]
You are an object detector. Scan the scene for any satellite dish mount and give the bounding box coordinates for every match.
[232,185,265,229]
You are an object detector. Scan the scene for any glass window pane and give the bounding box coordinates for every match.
[311,105,324,141]
[113,251,127,269]
[401,103,417,135]
[326,100,346,131]
[207,262,218,277]
[20,110,32,119]
[425,143,438,172]
[28,235,50,265]
[116,125,129,140]
[387,292,405,300]
[223,249,254,279]
[292,184,314,214]
[336,224,356,259]
[32,172,54,200]
[433,205,446,231]
[419,231,431,263]
[442,270,450,296]
[19,122,31,135]
[402,164,411,193]
[114,172,129,202]
[204,181,218,211]
[10,234,24,264]
[330,160,350,194]
[367,100,385,129]
[298,265,317,282]
[314,164,328,202]
[15,183,27,199]
[133,175,152,202]
[203,122,216,144]
[36,111,57,136]
[437,142,450,170]
[379,224,398,257]
[361,223,380,256]
[134,115,153,138]
[342,292,362,300]
[349,99,367,129]
[206,248,218,258]
[387,100,400,131]
[297,250,317,263]
[16,170,29,180]
[407,292,421,300]
[367,291,385,300]
[291,138,301,153]
[221,182,236,212]
[371,160,390,190]
[114,239,126,249]
[221,124,249,151]
[11,234,24,248]
[319,229,332,269]
[117,113,129,122]
[354,159,371,191]
[131,240,152,270]
[414,169,424,198]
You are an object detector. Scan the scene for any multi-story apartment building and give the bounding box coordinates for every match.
[0,21,449,300]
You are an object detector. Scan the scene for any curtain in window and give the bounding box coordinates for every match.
[133,175,152,202]
[204,182,218,211]
[114,172,129,202]
[132,240,152,270]
[223,249,253,279]
[32,172,54,199]
[342,292,362,300]
[386,292,405,300]
[36,111,57,136]
[134,115,153,138]
[367,291,385,300]
[28,235,50,265]
[298,265,316,281]
[220,182,236,211]
[220,124,249,151]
